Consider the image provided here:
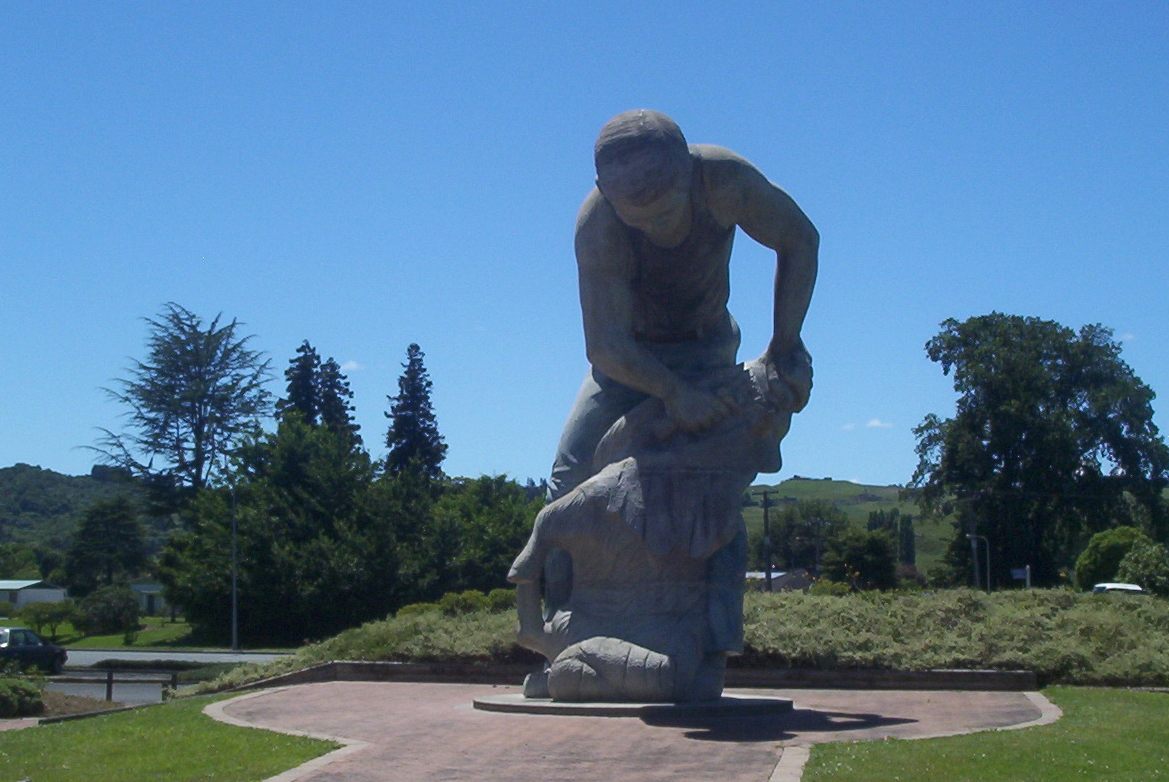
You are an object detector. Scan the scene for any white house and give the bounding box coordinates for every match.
[130,582,170,616]
[0,579,68,609]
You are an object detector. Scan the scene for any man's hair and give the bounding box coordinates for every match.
[594,109,691,206]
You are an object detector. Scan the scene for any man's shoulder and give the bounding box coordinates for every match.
[574,187,632,270]
[691,145,760,187]
[575,188,624,240]
[691,145,768,225]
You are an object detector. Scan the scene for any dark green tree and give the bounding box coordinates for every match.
[276,340,321,424]
[160,416,388,645]
[97,302,271,502]
[64,496,146,597]
[1116,539,1169,596]
[821,528,898,590]
[912,314,1169,587]
[866,508,916,567]
[75,585,139,635]
[0,544,40,580]
[318,357,362,447]
[1074,526,1148,589]
[754,500,847,573]
[276,342,361,447]
[385,343,447,481]
[431,475,543,596]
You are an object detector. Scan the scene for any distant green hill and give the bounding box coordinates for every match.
[0,463,174,554]
[743,476,952,574]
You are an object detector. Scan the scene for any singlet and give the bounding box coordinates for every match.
[628,149,736,344]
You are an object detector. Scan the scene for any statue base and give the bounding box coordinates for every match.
[471,693,793,718]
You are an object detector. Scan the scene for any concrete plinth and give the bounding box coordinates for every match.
[472,693,793,718]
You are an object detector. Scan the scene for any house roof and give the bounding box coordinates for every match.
[0,579,59,591]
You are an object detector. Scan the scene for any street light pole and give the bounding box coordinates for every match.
[762,490,773,592]
[966,534,990,592]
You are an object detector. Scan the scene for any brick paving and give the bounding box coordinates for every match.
[209,682,1056,782]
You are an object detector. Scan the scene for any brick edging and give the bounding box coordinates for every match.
[233,660,1037,692]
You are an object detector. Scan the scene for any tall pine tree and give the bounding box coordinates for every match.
[385,343,446,481]
[318,357,362,447]
[276,341,362,447]
[276,341,322,424]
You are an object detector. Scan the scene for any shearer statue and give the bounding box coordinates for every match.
[509,109,818,702]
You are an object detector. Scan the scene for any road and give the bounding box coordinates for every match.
[63,649,292,667]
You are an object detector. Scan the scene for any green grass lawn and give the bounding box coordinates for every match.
[0,694,337,781]
[804,687,1169,781]
[58,616,195,649]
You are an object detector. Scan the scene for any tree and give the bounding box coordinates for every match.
[1116,539,1169,596]
[64,496,146,597]
[318,357,362,446]
[19,601,77,642]
[276,340,321,424]
[75,585,139,635]
[97,302,271,501]
[771,500,846,572]
[384,343,446,481]
[161,416,387,645]
[1074,526,1148,589]
[276,343,362,447]
[867,508,916,567]
[821,528,898,590]
[430,475,543,595]
[912,314,1169,587]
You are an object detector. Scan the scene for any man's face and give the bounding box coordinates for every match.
[607,184,692,249]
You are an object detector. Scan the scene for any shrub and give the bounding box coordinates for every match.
[485,588,516,612]
[438,590,489,616]
[1117,540,1169,597]
[1075,526,1149,589]
[0,678,43,717]
[0,601,14,619]
[76,585,140,635]
[808,579,851,596]
[395,602,441,618]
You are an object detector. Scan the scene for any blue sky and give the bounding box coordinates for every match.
[3,2,1167,486]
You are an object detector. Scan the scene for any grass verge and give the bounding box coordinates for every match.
[0,693,337,781]
[803,687,1169,781]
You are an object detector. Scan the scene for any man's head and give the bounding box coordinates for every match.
[594,110,693,245]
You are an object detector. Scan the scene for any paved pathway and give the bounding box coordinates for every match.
[207,682,1060,782]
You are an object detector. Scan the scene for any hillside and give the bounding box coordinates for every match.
[0,463,174,553]
[743,476,950,574]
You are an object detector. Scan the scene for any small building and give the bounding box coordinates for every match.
[0,579,68,609]
[130,582,170,616]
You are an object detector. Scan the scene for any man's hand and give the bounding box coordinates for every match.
[663,384,736,434]
[763,339,813,412]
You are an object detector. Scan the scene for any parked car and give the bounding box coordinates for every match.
[1091,582,1145,595]
[0,626,67,673]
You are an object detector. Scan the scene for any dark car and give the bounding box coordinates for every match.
[0,626,67,673]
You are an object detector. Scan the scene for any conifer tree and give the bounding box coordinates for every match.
[97,303,270,497]
[318,356,362,446]
[275,342,361,447]
[385,343,446,481]
[276,340,321,424]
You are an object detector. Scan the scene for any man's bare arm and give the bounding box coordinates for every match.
[575,190,732,430]
[703,147,818,410]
